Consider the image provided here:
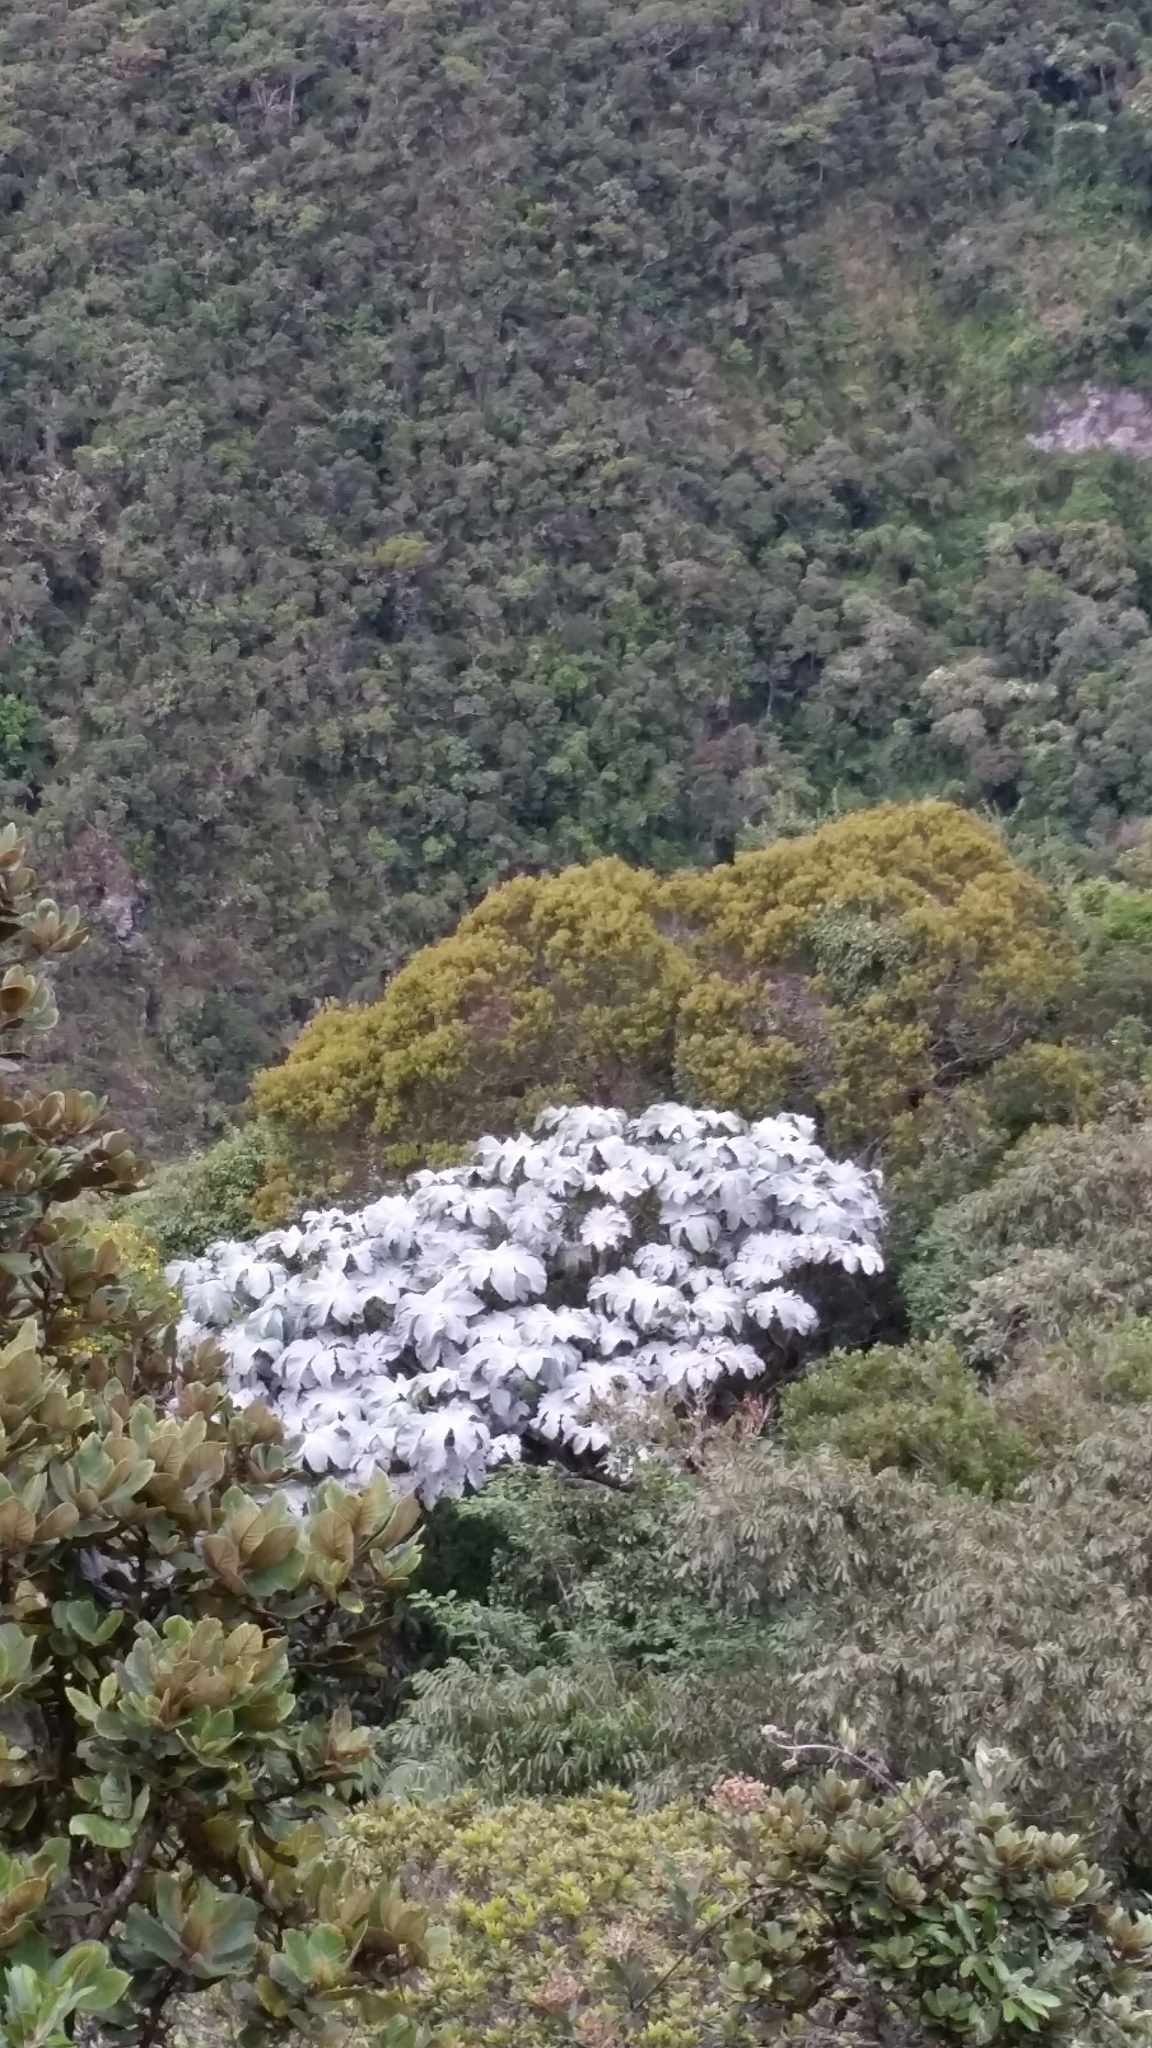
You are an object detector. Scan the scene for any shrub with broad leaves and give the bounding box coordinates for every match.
[173,1105,885,1499]
[0,826,435,2048]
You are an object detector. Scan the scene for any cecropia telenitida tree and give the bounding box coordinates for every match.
[173,1105,884,1498]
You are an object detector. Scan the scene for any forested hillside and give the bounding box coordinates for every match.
[7,0,1152,1138]
[15,1,1152,2037]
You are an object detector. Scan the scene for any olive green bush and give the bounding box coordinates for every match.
[987,1317,1152,1465]
[902,1119,1152,1361]
[416,1464,757,1674]
[681,1409,1152,1865]
[387,1661,695,1802]
[396,1465,777,1799]
[344,1758,1152,2046]
[777,1342,1035,1495]
[120,1122,277,1262]
[0,828,435,2048]
[1067,880,1152,1051]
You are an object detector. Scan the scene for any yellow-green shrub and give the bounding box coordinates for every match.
[257,859,689,1177]
[255,802,1074,1180]
[673,799,1070,1152]
[343,1789,742,2048]
[344,1772,1152,2048]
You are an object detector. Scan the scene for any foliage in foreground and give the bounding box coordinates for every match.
[386,1317,1152,1859]
[0,828,432,2048]
[343,1754,1152,2046]
[173,1103,883,1499]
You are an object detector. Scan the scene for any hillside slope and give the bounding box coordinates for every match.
[5,0,1152,1138]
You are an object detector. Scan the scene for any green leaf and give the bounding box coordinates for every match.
[952,1902,977,1949]
[51,1600,122,1648]
[1015,1985,1062,2016]
[68,1814,134,1851]
[63,1690,97,1725]
[119,1907,183,1970]
[1002,2000,1043,2032]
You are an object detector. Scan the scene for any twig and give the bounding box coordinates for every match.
[86,1816,161,1941]
[759,1724,901,1795]
[760,1726,952,1847]
[137,1967,178,2048]
[622,1882,771,2019]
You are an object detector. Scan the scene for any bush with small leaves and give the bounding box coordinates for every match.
[120,1122,278,1263]
[0,828,435,2048]
[343,1787,746,2048]
[902,1119,1152,1362]
[341,1753,1152,2047]
[681,1407,1152,1864]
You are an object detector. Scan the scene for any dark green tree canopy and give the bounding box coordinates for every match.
[6,0,1152,1137]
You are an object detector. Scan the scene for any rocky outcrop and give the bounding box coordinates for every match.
[1030,384,1152,458]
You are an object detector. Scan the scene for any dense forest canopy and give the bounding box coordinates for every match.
[8,0,1152,1138]
[15,0,1152,2022]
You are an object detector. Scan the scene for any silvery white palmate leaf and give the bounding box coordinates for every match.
[454,1242,548,1303]
[587,1271,688,1332]
[579,1204,634,1253]
[171,1102,884,1500]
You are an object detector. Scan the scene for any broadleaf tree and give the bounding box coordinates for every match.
[173,1104,885,1500]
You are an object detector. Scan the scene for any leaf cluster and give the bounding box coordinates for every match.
[342,1763,1152,2046]
[0,833,435,2048]
[173,1102,884,1499]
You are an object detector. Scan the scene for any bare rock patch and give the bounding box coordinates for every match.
[1030,383,1152,458]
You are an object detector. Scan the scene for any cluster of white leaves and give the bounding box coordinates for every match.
[171,1105,884,1501]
